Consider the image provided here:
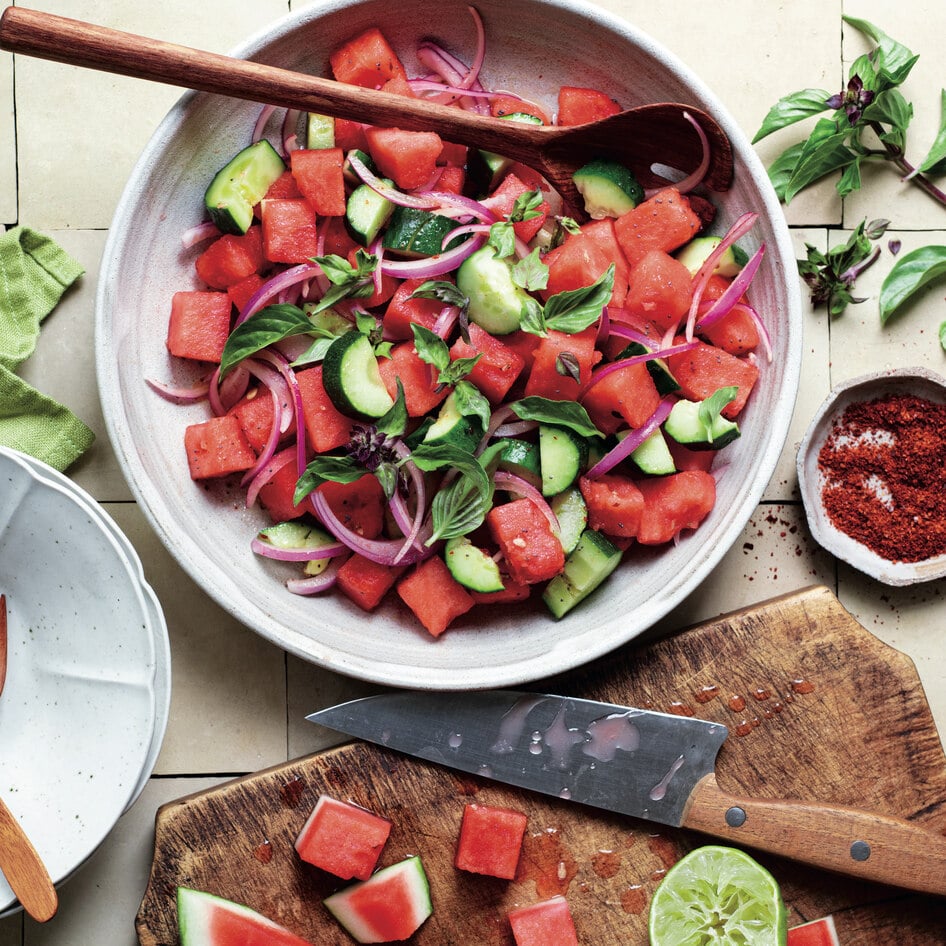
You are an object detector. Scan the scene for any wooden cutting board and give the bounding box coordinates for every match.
[136,585,946,944]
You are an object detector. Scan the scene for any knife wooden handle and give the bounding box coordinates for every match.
[683,772,946,896]
[0,797,58,922]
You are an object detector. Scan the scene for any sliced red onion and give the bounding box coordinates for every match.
[494,419,538,438]
[690,243,766,342]
[673,112,711,195]
[254,348,309,479]
[408,79,500,100]
[683,211,759,340]
[310,490,432,566]
[251,531,346,562]
[236,261,323,325]
[585,397,676,479]
[286,556,346,596]
[181,221,221,249]
[433,304,461,338]
[369,235,385,295]
[245,445,295,509]
[380,233,486,279]
[581,342,698,397]
[416,41,487,114]
[606,320,655,347]
[463,4,487,90]
[391,440,430,563]
[252,104,278,143]
[493,471,559,535]
[281,108,302,156]
[347,152,440,210]
[240,359,292,488]
[209,363,250,416]
[414,190,497,222]
[146,376,211,404]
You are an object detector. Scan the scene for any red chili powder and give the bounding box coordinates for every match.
[816,393,946,562]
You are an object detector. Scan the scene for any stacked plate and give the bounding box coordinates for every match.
[0,447,170,917]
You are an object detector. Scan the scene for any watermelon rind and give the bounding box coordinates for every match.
[177,887,314,946]
[323,855,433,944]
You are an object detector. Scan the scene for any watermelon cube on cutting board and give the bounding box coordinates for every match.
[507,895,580,946]
[454,802,528,880]
[177,887,315,946]
[294,794,391,881]
[323,855,432,944]
[788,916,840,946]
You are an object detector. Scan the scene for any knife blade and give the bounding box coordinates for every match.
[308,690,946,897]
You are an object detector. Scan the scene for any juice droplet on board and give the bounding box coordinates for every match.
[667,700,695,717]
[253,840,273,864]
[735,720,754,737]
[279,777,306,808]
[647,833,679,869]
[694,684,720,704]
[592,849,621,878]
[517,828,578,897]
[728,694,747,712]
[752,687,771,701]
[791,677,815,695]
[621,884,648,915]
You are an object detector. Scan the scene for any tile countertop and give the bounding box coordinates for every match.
[3,0,946,941]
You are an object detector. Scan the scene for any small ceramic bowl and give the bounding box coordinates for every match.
[797,366,946,585]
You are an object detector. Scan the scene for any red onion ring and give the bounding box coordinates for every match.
[181,221,221,249]
[581,342,698,397]
[380,233,486,279]
[286,556,346,596]
[251,531,346,562]
[493,471,560,534]
[146,376,211,404]
[585,397,676,479]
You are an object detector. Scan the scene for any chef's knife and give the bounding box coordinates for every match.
[308,690,946,897]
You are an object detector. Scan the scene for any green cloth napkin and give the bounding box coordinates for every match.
[0,225,94,471]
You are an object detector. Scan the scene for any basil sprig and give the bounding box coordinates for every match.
[510,396,604,439]
[219,304,314,376]
[520,264,614,336]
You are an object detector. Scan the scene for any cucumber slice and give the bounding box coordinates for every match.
[629,428,676,475]
[664,397,741,450]
[445,536,505,592]
[382,206,462,258]
[346,181,395,244]
[616,342,680,395]
[477,112,544,189]
[322,331,395,420]
[301,305,353,337]
[550,486,588,555]
[539,425,589,497]
[572,159,644,219]
[542,528,622,618]
[456,246,532,335]
[306,113,336,149]
[256,521,336,552]
[675,235,748,278]
[498,438,542,489]
[423,391,483,452]
[204,139,286,235]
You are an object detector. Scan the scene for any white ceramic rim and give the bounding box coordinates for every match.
[95,0,802,689]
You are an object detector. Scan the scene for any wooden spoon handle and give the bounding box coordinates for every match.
[0,796,57,922]
[0,6,545,161]
[684,772,946,896]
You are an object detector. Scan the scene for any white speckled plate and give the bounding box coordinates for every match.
[0,448,159,916]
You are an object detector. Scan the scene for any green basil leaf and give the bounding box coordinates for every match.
[843,16,919,87]
[512,248,549,291]
[519,296,547,337]
[220,304,313,376]
[698,386,739,442]
[879,245,946,323]
[290,336,335,367]
[373,461,400,501]
[767,141,807,202]
[409,443,489,482]
[509,190,544,222]
[556,351,581,382]
[453,380,492,433]
[410,323,451,372]
[919,90,946,176]
[544,264,614,333]
[487,221,516,259]
[427,473,492,543]
[439,355,482,387]
[294,455,364,504]
[784,121,857,203]
[410,280,469,310]
[835,157,862,198]
[375,381,408,438]
[862,88,913,149]
[752,88,833,143]
[510,396,604,438]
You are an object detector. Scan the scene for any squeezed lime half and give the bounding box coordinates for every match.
[648,845,788,946]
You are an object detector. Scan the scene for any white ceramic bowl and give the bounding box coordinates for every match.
[96,0,802,689]
[797,367,946,586]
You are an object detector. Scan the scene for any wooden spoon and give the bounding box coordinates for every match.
[0,6,733,215]
[0,595,58,922]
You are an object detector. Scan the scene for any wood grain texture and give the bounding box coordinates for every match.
[136,586,946,945]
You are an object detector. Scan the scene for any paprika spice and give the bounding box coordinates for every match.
[817,393,946,563]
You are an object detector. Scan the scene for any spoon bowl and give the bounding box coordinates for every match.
[0,6,732,214]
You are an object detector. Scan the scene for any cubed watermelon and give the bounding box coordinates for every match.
[613,187,702,267]
[666,340,759,418]
[184,415,257,480]
[296,365,353,454]
[290,148,346,217]
[167,290,232,364]
[455,803,528,880]
[507,895,579,946]
[635,469,716,545]
[449,322,526,404]
[397,555,475,637]
[294,794,391,881]
[579,473,644,539]
[487,498,565,585]
[261,198,319,264]
[336,555,406,612]
[317,475,385,540]
[557,85,621,126]
[330,27,407,89]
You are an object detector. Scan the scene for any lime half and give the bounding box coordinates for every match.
[649,845,788,946]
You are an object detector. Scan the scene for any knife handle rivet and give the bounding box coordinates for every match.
[850,840,871,862]
[725,806,747,828]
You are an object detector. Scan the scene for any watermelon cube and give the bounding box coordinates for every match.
[336,555,406,612]
[486,499,565,586]
[294,794,391,881]
[194,225,264,290]
[166,290,232,364]
[449,322,526,404]
[788,916,840,946]
[507,895,579,946]
[184,415,257,480]
[455,803,528,880]
[260,198,319,264]
[396,555,475,637]
[177,887,316,946]
[635,469,716,545]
